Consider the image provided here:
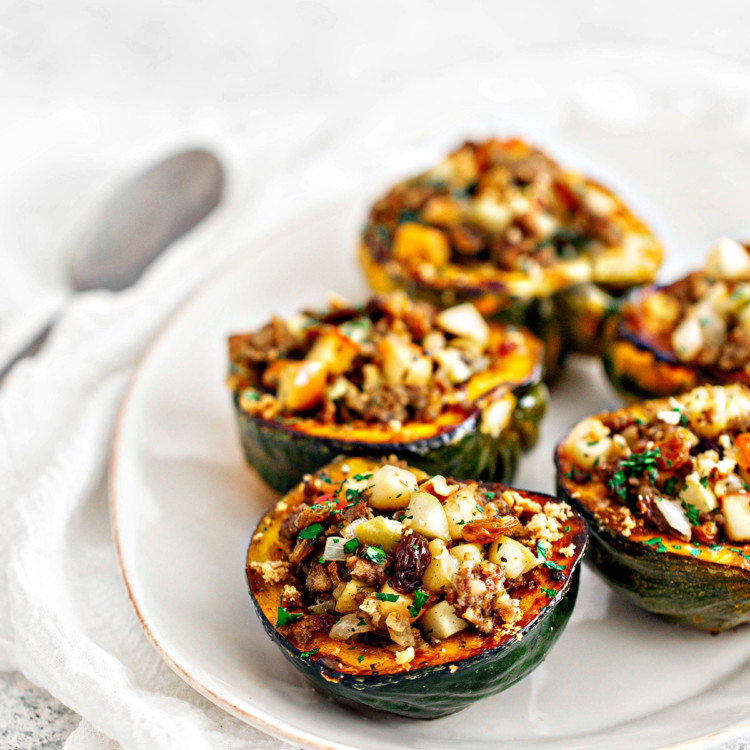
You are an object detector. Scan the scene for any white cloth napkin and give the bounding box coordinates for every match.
[0,117,361,749]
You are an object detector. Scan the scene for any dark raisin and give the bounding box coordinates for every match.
[391,529,431,593]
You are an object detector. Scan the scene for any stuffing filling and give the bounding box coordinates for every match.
[258,462,575,648]
[622,238,750,372]
[227,292,534,426]
[362,138,624,275]
[562,383,750,544]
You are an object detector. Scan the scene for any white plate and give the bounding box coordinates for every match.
[112,46,750,750]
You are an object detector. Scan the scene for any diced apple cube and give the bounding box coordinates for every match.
[422,539,458,593]
[721,493,750,542]
[450,543,484,564]
[443,485,483,540]
[705,237,750,280]
[487,536,540,579]
[379,335,433,386]
[306,326,359,375]
[419,601,469,640]
[355,516,404,553]
[335,578,371,613]
[367,465,418,510]
[403,492,450,541]
[436,303,490,346]
[679,472,718,515]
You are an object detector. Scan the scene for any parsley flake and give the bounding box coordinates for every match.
[375,593,399,602]
[298,523,324,541]
[276,607,303,627]
[299,648,320,658]
[363,546,387,565]
[343,538,359,555]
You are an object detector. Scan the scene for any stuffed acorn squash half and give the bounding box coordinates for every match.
[556,383,750,632]
[227,292,546,493]
[604,237,750,401]
[246,456,587,718]
[359,138,663,375]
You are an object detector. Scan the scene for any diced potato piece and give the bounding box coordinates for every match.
[422,539,458,593]
[404,492,450,541]
[419,601,469,640]
[443,485,483,540]
[392,223,450,266]
[335,578,371,613]
[450,543,484,564]
[721,493,750,542]
[355,516,404,553]
[480,393,517,439]
[306,326,358,375]
[378,335,433,386]
[367,465,418,510]
[678,472,718,514]
[487,536,540,579]
[277,360,327,411]
[705,237,750,280]
[436,303,490,346]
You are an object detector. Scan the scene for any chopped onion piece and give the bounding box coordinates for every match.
[309,598,336,614]
[341,517,367,539]
[655,498,691,541]
[323,536,347,561]
[329,613,373,640]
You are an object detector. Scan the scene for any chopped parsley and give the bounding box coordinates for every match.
[276,607,303,627]
[541,587,557,598]
[298,523,324,541]
[358,655,364,663]
[343,538,359,555]
[536,542,547,559]
[643,537,668,553]
[681,501,700,526]
[241,389,259,402]
[363,545,387,565]
[352,473,372,481]
[608,448,661,499]
[543,560,565,571]
[375,593,399,602]
[299,648,320,658]
[699,475,709,488]
[663,476,678,496]
[408,588,429,618]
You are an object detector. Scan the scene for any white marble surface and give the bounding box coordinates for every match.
[6,1,750,747]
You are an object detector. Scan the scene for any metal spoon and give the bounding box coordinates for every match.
[0,147,224,381]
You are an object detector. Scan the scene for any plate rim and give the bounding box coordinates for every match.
[108,45,750,749]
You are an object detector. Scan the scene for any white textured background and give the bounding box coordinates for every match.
[4,1,750,748]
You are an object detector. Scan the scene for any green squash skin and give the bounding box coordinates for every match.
[234,382,547,494]
[557,478,750,632]
[251,570,580,719]
[555,283,624,356]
